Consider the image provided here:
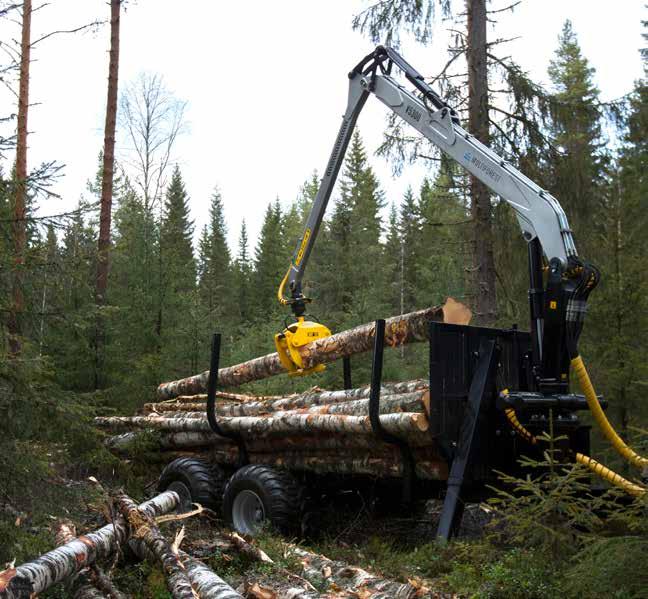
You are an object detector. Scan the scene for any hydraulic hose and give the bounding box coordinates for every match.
[504,406,538,445]
[502,400,646,497]
[571,355,648,470]
[575,452,646,497]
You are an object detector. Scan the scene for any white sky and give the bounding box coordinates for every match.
[1,0,645,250]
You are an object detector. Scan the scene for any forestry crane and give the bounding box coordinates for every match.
[276,46,648,491]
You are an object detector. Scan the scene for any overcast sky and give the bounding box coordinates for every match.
[2,0,645,250]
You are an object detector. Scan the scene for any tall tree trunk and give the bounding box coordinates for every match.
[94,0,121,388]
[7,0,32,357]
[96,0,120,304]
[466,0,497,326]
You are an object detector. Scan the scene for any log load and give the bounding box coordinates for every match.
[98,378,450,482]
[96,412,428,439]
[144,381,428,416]
[157,299,470,399]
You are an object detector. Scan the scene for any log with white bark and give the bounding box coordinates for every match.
[157,299,470,399]
[106,429,434,454]
[95,412,428,439]
[119,447,447,481]
[145,387,429,420]
[114,493,194,599]
[0,492,179,599]
[288,545,418,599]
[55,521,107,599]
[55,522,126,599]
[157,391,429,420]
[145,379,427,414]
[130,530,242,599]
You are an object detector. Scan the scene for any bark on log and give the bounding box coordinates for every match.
[114,493,194,599]
[95,412,429,439]
[157,300,469,399]
[0,492,179,599]
[286,545,418,599]
[55,521,123,599]
[157,391,429,420]
[147,379,427,412]
[55,521,104,599]
[121,447,447,481]
[130,538,241,598]
[106,429,434,454]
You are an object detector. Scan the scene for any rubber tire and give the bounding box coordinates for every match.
[158,457,226,512]
[222,464,301,536]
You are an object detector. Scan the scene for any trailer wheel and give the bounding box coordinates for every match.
[158,457,226,513]
[222,465,301,536]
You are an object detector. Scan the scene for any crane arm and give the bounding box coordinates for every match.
[280,46,578,316]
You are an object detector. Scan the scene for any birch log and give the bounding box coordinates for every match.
[118,447,447,481]
[95,412,428,439]
[157,391,429,420]
[0,492,179,599]
[114,493,194,599]
[129,531,242,599]
[55,521,104,599]
[55,521,125,599]
[147,379,426,413]
[288,545,418,599]
[157,299,469,399]
[106,429,434,454]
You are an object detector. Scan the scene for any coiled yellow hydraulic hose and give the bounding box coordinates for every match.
[575,452,646,497]
[571,355,648,470]
[504,406,537,445]
[502,394,646,497]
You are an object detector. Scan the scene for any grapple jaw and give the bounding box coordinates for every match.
[274,317,332,377]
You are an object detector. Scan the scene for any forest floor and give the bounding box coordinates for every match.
[0,441,567,599]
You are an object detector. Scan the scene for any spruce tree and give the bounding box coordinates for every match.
[232,220,252,325]
[158,166,196,377]
[253,199,284,317]
[198,187,233,322]
[547,20,605,241]
[416,173,466,307]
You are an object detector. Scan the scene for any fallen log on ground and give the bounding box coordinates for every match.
[289,545,418,599]
[0,492,179,599]
[129,526,242,599]
[223,534,419,599]
[114,493,195,599]
[96,412,429,439]
[157,299,469,399]
[55,521,105,599]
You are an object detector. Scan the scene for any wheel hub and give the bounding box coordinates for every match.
[167,481,193,513]
[232,490,266,535]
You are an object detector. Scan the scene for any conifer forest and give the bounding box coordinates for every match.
[0,1,647,598]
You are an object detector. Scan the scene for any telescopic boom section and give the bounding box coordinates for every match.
[278,45,579,316]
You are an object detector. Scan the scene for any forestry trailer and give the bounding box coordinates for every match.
[155,46,647,540]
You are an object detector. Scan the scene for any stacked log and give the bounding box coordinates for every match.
[98,380,447,481]
[156,299,470,399]
[98,303,470,482]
